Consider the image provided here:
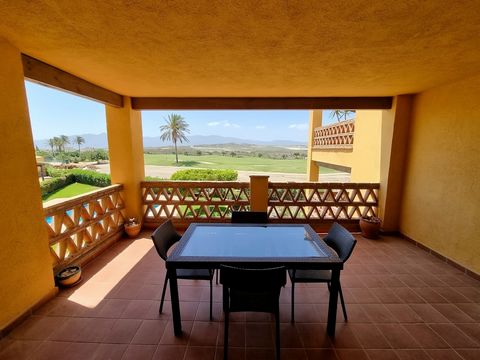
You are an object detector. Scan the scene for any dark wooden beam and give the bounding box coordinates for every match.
[21,54,123,108]
[131,97,392,110]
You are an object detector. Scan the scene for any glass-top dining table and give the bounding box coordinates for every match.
[166,223,343,337]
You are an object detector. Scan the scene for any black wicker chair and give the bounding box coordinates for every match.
[151,220,214,320]
[289,222,357,323]
[220,265,286,360]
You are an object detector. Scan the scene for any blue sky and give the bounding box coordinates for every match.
[26,81,337,142]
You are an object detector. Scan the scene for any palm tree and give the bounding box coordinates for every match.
[59,135,70,152]
[330,110,356,122]
[53,137,62,153]
[160,114,190,164]
[47,138,56,155]
[73,136,85,152]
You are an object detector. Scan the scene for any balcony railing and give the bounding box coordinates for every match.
[141,181,251,229]
[141,180,378,231]
[44,184,125,271]
[313,119,355,149]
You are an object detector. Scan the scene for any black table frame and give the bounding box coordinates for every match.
[166,223,343,337]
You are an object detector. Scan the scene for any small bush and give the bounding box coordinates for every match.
[171,169,238,181]
[40,175,75,199]
[145,175,165,181]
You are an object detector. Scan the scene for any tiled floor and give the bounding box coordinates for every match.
[1,231,479,359]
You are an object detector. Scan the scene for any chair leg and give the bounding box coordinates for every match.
[275,307,281,360]
[159,272,169,313]
[338,282,348,321]
[209,276,213,320]
[216,269,219,285]
[291,280,295,323]
[224,310,229,360]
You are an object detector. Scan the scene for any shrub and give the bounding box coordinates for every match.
[171,169,238,181]
[145,175,165,181]
[40,175,75,199]
[69,169,111,187]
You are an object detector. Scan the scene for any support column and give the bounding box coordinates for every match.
[378,95,414,231]
[307,110,323,181]
[249,176,269,212]
[106,97,145,222]
[0,37,56,331]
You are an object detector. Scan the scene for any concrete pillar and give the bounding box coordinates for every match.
[379,95,414,231]
[0,37,56,331]
[307,110,322,181]
[249,176,269,212]
[105,97,145,222]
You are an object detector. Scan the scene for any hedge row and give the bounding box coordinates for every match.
[170,169,238,181]
[42,168,111,199]
[40,175,75,199]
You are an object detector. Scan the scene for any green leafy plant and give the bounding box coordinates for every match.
[170,169,238,181]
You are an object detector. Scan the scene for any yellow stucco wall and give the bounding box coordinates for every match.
[307,110,322,181]
[350,110,382,182]
[106,98,145,221]
[400,74,480,274]
[0,38,56,330]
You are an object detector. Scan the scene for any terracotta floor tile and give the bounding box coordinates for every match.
[348,288,379,304]
[121,300,155,319]
[184,346,217,360]
[189,321,219,346]
[10,316,68,341]
[428,323,479,348]
[131,319,168,344]
[455,349,480,360]
[365,349,400,360]
[455,323,480,344]
[362,304,397,323]
[414,287,449,303]
[454,287,480,302]
[402,324,449,349]
[455,303,480,321]
[349,323,391,349]
[160,321,194,345]
[391,288,425,304]
[93,343,127,360]
[215,346,244,360]
[370,288,403,304]
[122,344,156,360]
[245,348,276,359]
[103,318,142,343]
[432,304,475,323]
[296,323,333,348]
[424,349,464,360]
[152,345,187,360]
[96,298,131,318]
[245,323,274,348]
[331,323,362,349]
[432,287,471,303]
[305,349,338,360]
[385,304,423,323]
[376,324,421,349]
[66,342,99,360]
[0,340,42,360]
[336,348,369,360]
[217,322,245,347]
[409,304,449,323]
[48,317,91,341]
[76,318,116,342]
[279,323,303,348]
[31,340,72,360]
[394,349,431,359]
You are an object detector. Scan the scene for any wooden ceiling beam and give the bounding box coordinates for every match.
[131,97,393,110]
[21,54,123,108]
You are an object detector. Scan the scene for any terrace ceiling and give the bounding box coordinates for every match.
[1,1,480,98]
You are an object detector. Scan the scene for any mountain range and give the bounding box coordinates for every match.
[34,133,306,149]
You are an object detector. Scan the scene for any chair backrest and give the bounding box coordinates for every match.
[231,211,268,223]
[151,220,182,261]
[323,222,357,263]
[220,265,286,313]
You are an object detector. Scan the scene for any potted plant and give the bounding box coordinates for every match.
[359,215,381,239]
[125,217,141,238]
[55,265,82,287]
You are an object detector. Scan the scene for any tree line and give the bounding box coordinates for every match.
[47,135,85,155]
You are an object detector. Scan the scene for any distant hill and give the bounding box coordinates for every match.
[35,133,306,149]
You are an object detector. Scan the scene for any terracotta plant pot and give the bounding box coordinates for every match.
[359,216,381,239]
[55,265,82,287]
[125,223,141,238]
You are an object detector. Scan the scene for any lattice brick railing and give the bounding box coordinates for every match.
[142,181,250,228]
[44,184,125,271]
[268,182,379,224]
[313,119,355,149]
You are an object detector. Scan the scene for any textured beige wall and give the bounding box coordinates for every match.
[0,38,55,330]
[106,98,145,221]
[401,74,480,274]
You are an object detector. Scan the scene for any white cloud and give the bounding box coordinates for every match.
[255,125,266,129]
[223,121,240,128]
[208,120,240,128]
[288,123,308,130]
[207,121,221,126]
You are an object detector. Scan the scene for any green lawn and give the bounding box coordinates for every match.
[43,183,100,202]
[144,153,338,174]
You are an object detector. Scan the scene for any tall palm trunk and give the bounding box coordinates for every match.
[174,140,178,163]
